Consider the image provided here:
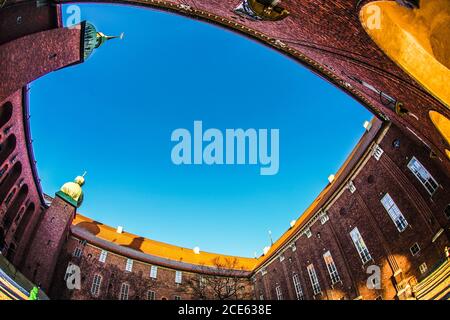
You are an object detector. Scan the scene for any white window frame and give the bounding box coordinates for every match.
[275,285,283,300]
[73,247,82,258]
[174,295,181,300]
[307,264,321,295]
[119,283,129,300]
[259,294,264,300]
[320,211,329,224]
[323,251,340,284]
[279,255,285,262]
[373,144,384,160]
[305,228,312,238]
[347,181,356,193]
[91,274,102,296]
[381,193,408,232]
[150,265,158,279]
[292,273,305,300]
[407,157,439,195]
[175,271,182,284]
[99,250,107,263]
[147,290,156,300]
[125,259,133,272]
[410,243,421,256]
[350,227,372,264]
[419,263,427,275]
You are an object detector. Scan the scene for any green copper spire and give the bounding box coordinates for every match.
[83,22,124,60]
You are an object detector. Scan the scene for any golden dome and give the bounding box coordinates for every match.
[58,173,86,207]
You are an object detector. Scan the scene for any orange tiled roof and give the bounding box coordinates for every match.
[71,214,258,272]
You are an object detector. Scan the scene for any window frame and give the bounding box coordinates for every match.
[323,251,341,284]
[91,274,102,297]
[292,273,305,300]
[407,157,439,196]
[175,270,183,284]
[147,290,156,300]
[119,283,129,300]
[125,259,133,272]
[73,247,82,258]
[150,265,158,279]
[381,193,409,232]
[99,250,107,263]
[350,227,372,264]
[275,285,283,300]
[410,243,421,256]
[307,264,321,296]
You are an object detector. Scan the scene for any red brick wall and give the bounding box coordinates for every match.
[23,196,76,292]
[0,1,59,45]
[0,90,45,270]
[253,123,450,300]
[51,238,253,300]
[0,26,82,101]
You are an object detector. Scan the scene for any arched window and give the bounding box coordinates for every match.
[0,164,8,181]
[14,203,35,241]
[0,162,22,204]
[6,242,16,262]
[119,283,129,300]
[3,184,28,230]
[0,102,13,130]
[0,227,4,251]
[0,135,16,166]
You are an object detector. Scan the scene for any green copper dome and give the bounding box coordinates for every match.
[83,22,124,60]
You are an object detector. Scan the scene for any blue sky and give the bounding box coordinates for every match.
[29,4,372,257]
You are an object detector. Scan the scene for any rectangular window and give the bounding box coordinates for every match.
[410,243,421,256]
[147,290,156,300]
[320,212,329,224]
[348,181,356,193]
[99,250,107,263]
[408,157,439,195]
[444,204,450,219]
[119,283,129,300]
[73,247,82,258]
[292,274,305,300]
[150,265,158,279]
[200,276,206,288]
[279,255,285,262]
[175,271,182,284]
[373,144,384,160]
[307,264,321,295]
[350,227,372,264]
[305,228,312,238]
[381,193,408,232]
[125,259,133,272]
[259,294,264,300]
[419,263,428,275]
[91,274,102,296]
[174,295,181,300]
[275,285,283,300]
[323,251,341,284]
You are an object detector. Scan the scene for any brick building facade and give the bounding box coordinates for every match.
[0,0,449,300]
